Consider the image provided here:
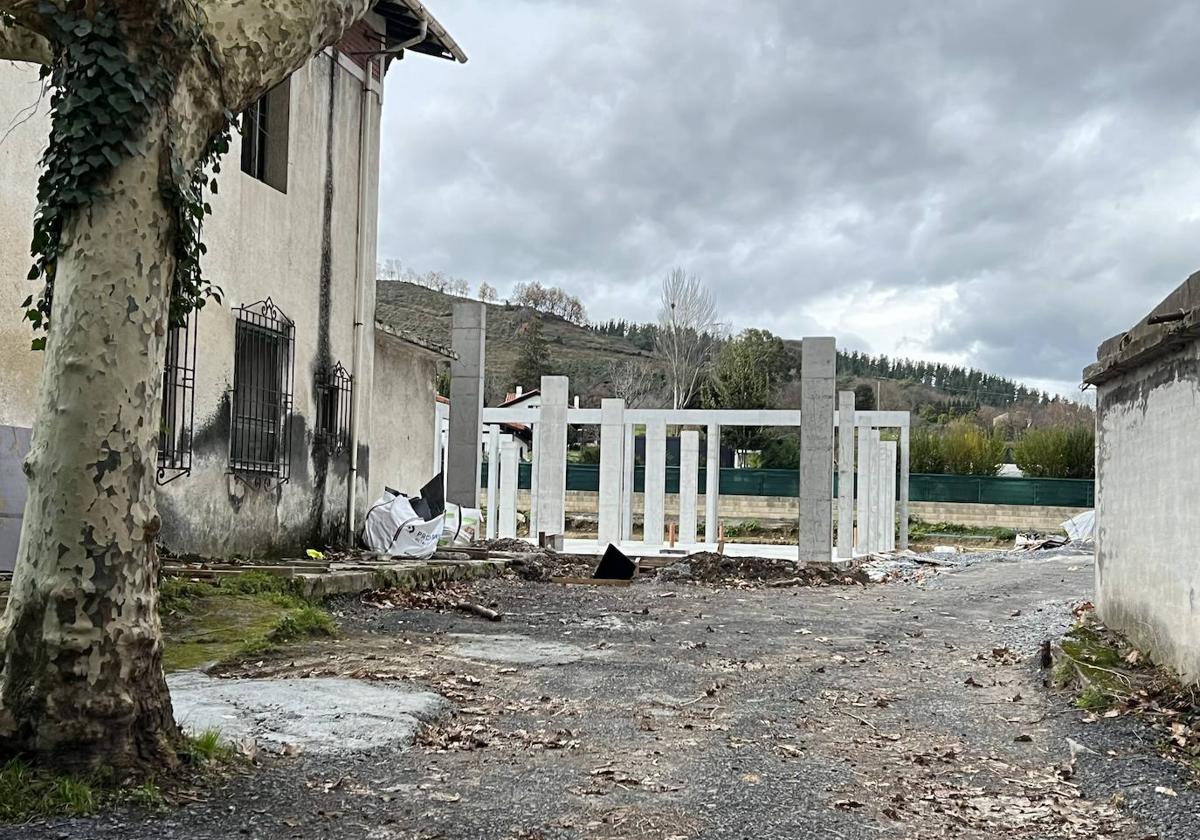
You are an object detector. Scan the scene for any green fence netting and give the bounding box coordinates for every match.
[480,463,1093,507]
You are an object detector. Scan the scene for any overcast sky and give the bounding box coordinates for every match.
[377,1,1200,399]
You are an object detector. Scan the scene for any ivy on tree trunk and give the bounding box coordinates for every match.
[0,0,371,776]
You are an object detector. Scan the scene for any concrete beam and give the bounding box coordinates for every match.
[798,337,836,563]
[643,419,667,544]
[836,391,855,559]
[446,302,486,507]
[597,399,625,544]
[534,376,569,537]
[679,430,700,544]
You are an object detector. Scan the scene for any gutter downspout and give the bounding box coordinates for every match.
[347,19,430,541]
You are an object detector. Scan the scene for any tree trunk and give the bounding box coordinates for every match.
[0,110,182,774]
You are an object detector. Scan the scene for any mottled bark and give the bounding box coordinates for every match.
[0,0,375,775]
[0,16,51,63]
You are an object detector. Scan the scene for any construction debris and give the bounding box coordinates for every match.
[593,544,636,580]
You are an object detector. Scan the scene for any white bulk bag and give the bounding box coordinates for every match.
[362,490,444,559]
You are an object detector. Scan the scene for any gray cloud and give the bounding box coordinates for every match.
[377,0,1200,395]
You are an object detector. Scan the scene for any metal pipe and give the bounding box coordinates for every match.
[346,43,386,541]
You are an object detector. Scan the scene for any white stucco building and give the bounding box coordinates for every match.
[1083,270,1200,682]
[0,2,464,567]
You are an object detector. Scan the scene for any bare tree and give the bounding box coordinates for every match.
[0,0,401,774]
[606,357,664,408]
[512,280,587,324]
[655,268,720,409]
[478,281,497,303]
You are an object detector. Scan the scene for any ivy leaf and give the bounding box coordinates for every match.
[30,337,46,352]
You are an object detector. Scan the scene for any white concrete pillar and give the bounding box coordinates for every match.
[529,422,539,537]
[485,424,500,538]
[433,401,449,478]
[799,337,836,563]
[621,424,635,541]
[898,422,910,550]
[643,419,667,545]
[679,430,700,544]
[534,376,569,537]
[836,391,855,559]
[597,399,625,544]
[498,439,519,538]
[446,302,486,507]
[705,423,720,543]
[855,422,870,552]
[868,429,883,552]
[883,440,898,551]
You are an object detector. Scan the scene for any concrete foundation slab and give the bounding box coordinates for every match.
[169,673,447,754]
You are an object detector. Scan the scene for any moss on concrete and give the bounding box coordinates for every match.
[159,576,335,672]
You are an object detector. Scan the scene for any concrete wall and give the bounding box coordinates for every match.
[369,333,439,503]
[1093,339,1200,681]
[0,64,45,430]
[0,46,435,559]
[480,489,1084,534]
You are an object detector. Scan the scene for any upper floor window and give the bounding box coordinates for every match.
[240,79,291,193]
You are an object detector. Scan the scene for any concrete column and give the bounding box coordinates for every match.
[898,423,910,550]
[855,422,870,552]
[868,429,882,552]
[498,439,519,538]
[643,419,667,545]
[798,337,836,564]
[433,402,449,477]
[836,391,855,559]
[534,376,569,537]
[446,302,486,507]
[621,424,635,541]
[485,424,500,538]
[679,430,700,544]
[705,423,720,543]
[529,422,539,537]
[883,440,898,551]
[597,399,625,544]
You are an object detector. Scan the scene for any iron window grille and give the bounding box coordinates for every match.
[229,299,295,485]
[157,309,198,485]
[315,361,353,454]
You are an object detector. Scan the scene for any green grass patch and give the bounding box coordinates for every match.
[0,759,167,823]
[159,574,335,672]
[909,519,1017,543]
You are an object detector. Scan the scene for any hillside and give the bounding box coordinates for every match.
[375,281,651,403]
[375,280,1059,414]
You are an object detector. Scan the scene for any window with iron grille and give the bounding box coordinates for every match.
[240,79,290,192]
[315,361,353,453]
[157,310,198,485]
[230,299,295,484]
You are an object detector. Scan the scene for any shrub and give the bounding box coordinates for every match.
[1014,425,1095,478]
[910,420,1004,476]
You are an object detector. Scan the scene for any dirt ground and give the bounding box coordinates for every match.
[9,552,1200,839]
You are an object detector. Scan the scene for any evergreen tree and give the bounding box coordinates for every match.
[511,316,551,389]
